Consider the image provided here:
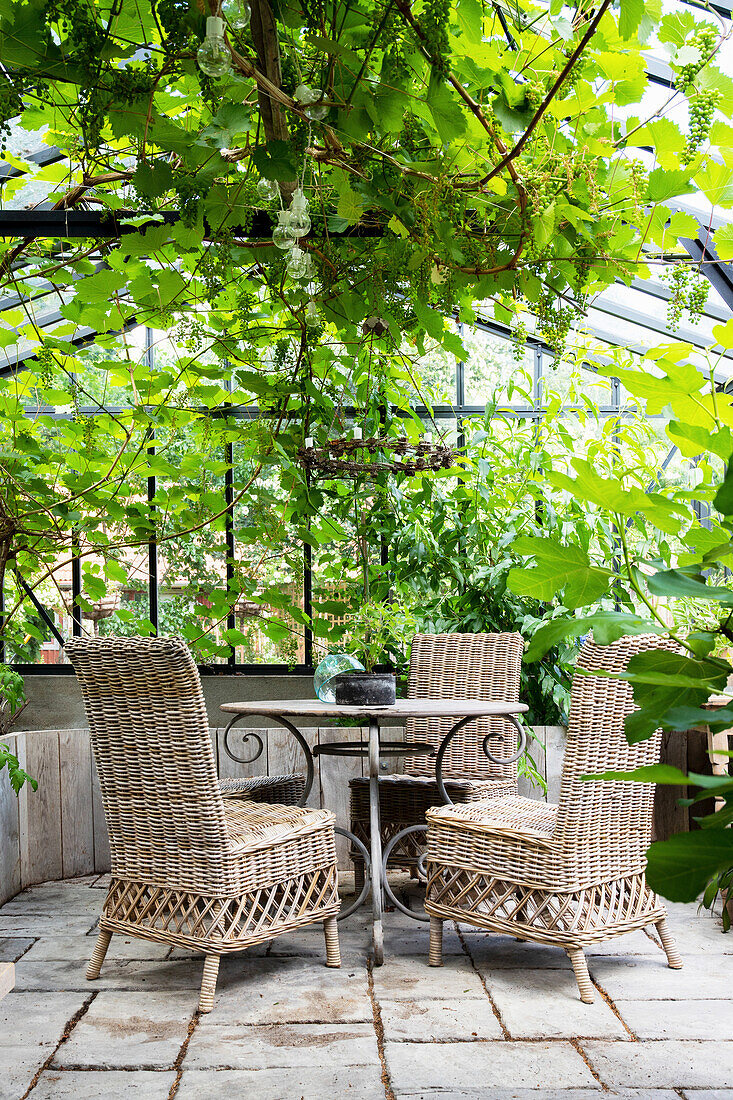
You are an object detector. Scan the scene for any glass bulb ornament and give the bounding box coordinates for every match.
[287,207,311,237]
[272,210,297,251]
[256,177,279,203]
[287,246,309,279]
[294,83,328,121]
[305,300,320,327]
[222,0,251,30]
[197,17,231,78]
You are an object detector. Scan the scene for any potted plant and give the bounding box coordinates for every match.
[330,599,416,706]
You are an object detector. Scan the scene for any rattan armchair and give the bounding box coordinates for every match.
[66,635,340,1013]
[349,632,524,884]
[425,634,682,1002]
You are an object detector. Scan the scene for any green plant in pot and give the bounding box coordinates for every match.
[331,600,417,706]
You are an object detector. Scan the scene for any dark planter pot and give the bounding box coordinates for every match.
[331,671,396,706]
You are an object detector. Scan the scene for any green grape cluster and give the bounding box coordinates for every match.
[420,0,452,74]
[666,264,689,329]
[536,294,574,354]
[682,89,720,165]
[629,158,648,213]
[35,347,56,390]
[687,273,709,324]
[0,75,25,151]
[525,80,545,111]
[676,26,718,92]
[512,320,528,362]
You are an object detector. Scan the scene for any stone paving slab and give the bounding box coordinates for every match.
[614,998,733,1040]
[0,991,91,1100]
[370,955,485,1001]
[463,933,573,970]
[12,955,202,993]
[205,955,374,1025]
[376,996,503,1041]
[185,1021,380,1070]
[582,1039,733,1090]
[484,968,628,1039]
[0,913,98,936]
[681,1092,733,1099]
[18,932,171,963]
[588,955,733,1000]
[394,1092,676,1099]
[176,1066,386,1098]
[0,937,34,962]
[30,1069,176,1098]
[385,1040,600,1092]
[54,991,197,1069]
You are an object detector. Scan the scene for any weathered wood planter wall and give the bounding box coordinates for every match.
[0,724,567,905]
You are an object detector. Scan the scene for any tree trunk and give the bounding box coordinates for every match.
[250,0,296,201]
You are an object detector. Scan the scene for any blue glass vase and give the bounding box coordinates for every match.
[314,653,365,702]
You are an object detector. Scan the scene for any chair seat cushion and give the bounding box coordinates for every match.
[220,774,305,804]
[223,801,337,894]
[427,796,557,846]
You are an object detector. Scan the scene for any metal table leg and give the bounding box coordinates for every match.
[368,717,384,965]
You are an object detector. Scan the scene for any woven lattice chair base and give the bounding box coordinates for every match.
[219,774,305,804]
[349,774,516,882]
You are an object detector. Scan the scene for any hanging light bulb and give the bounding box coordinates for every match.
[287,246,309,279]
[305,300,320,327]
[221,0,251,30]
[197,17,231,78]
[273,210,297,250]
[287,189,311,237]
[256,177,279,203]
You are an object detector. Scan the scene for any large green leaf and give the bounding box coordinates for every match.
[645,830,733,902]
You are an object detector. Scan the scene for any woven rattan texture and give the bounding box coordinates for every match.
[220,774,306,803]
[349,632,523,874]
[66,635,341,1010]
[424,634,682,994]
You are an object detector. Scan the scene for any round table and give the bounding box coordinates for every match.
[219,698,528,964]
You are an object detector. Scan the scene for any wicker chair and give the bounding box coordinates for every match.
[65,635,340,1013]
[349,632,524,884]
[425,634,683,1003]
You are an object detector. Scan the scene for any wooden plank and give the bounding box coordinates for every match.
[707,725,732,812]
[0,733,21,904]
[59,729,95,878]
[519,725,547,801]
[18,730,63,887]
[318,724,365,868]
[543,725,566,805]
[90,751,110,873]
[0,962,14,1001]
[267,721,320,809]
[687,726,715,827]
[653,729,689,841]
[215,725,269,783]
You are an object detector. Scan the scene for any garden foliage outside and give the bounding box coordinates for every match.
[0,0,732,903]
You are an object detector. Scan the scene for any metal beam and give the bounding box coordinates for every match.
[0,145,63,183]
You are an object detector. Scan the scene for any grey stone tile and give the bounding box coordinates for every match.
[31,1069,176,1098]
[378,997,502,1041]
[588,954,733,1000]
[663,902,733,952]
[615,999,733,1040]
[20,933,171,963]
[176,1066,385,1099]
[370,956,485,1001]
[0,937,34,963]
[55,991,196,1069]
[0,991,90,1099]
[582,1039,733,1089]
[585,930,666,958]
[0,914,98,937]
[12,956,199,993]
[681,1093,733,1099]
[382,926,464,958]
[463,933,572,970]
[484,968,627,1039]
[185,1021,380,1070]
[395,1092,673,1099]
[385,1040,599,1091]
[0,886,99,915]
[205,955,373,1025]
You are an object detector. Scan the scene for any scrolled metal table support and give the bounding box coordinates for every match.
[222,713,315,808]
[334,827,371,920]
[435,713,528,806]
[381,825,430,922]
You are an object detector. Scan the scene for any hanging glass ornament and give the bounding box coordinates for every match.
[256,177,279,203]
[197,17,231,78]
[294,83,328,121]
[286,187,311,237]
[273,210,297,251]
[305,301,320,327]
[287,246,309,279]
[222,0,251,30]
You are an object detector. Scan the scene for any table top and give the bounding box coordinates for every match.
[220,698,528,720]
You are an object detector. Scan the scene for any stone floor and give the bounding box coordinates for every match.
[1,875,732,1099]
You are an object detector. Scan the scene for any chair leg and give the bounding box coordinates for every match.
[198,955,220,1014]
[566,947,594,1003]
[87,928,112,980]
[656,917,683,969]
[428,917,444,967]
[324,915,341,968]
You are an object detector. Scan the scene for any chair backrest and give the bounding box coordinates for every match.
[402,632,524,780]
[554,633,678,879]
[65,635,231,895]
